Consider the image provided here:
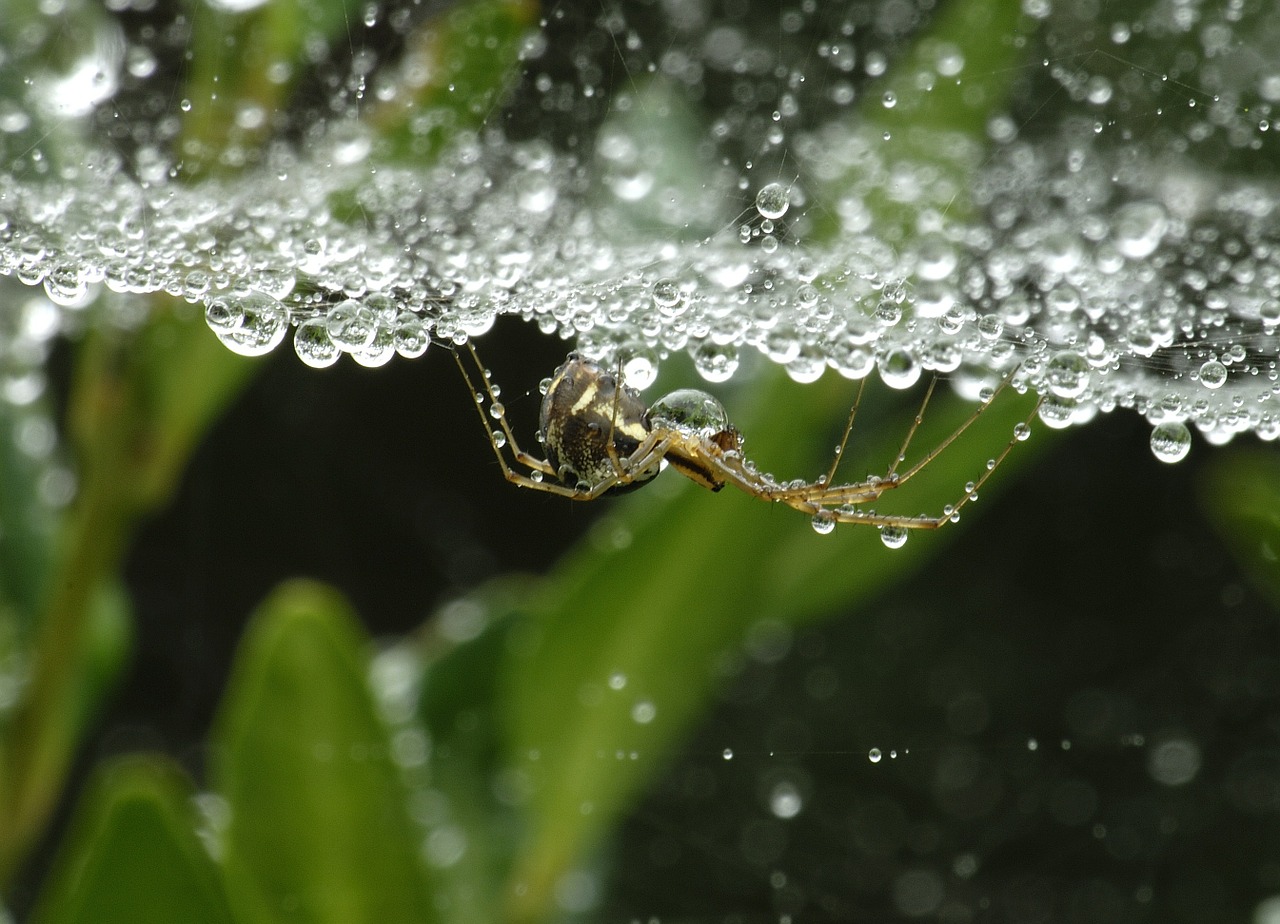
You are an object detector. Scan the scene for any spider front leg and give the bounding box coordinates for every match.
[453,342,673,500]
[451,341,576,496]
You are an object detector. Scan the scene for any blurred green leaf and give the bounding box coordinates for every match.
[211,580,435,924]
[31,756,235,924]
[369,0,537,160]
[415,579,541,924]
[1200,450,1280,607]
[806,0,1026,241]
[0,401,59,635]
[181,0,361,173]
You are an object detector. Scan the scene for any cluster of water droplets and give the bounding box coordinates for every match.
[2,0,1280,474]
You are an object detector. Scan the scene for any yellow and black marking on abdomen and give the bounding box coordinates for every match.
[538,355,659,491]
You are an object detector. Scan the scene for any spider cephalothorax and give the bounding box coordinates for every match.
[453,341,1039,535]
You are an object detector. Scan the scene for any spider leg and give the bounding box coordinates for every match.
[885,376,939,481]
[690,384,1043,529]
[452,341,557,477]
[603,351,630,480]
[820,392,1044,529]
[822,376,868,486]
[584,431,675,499]
[451,342,597,499]
[776,368,1021,504]
[886,371,1016,488]
[761,374,944,506]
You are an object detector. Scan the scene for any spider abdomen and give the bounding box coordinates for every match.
[539,355,659,491]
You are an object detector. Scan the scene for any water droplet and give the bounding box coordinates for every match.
[393,313,430,359]
[881,91,897,109]
[43,263,91,307]
[878,348,921,390]
[755,182,790,220]
[722,748,734,760]
[326,298,378,350]
[868,747,883,763]
[622,348,659,390]
[1045,350,1091,398]
[811,509,837,534]
[915,236,957,281]
[1149,422,1191,463]
[1014,421,1032,442]
[651,278,686,316]
[206,292,289,357]
[631,700,656,724]
[1037,394,1079,430]
[350,324,396,367]
[294,318,341,368]
[879,526,908,549]
[649,389,729,436]
[1199,359,1227,390]
[692,341,739,383]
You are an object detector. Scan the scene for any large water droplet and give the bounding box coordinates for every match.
[811,509,837,534]
[1149,422,1191,463]
[879,526,908,549]
[206,292,289,357]
[1199,359,1227,390]
[294,318,341,368]
[755,182,790,220]
[878,348,921,390]
[1045,350,1090,399]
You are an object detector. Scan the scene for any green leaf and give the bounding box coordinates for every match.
[211,580,434,924]
[806,0,1028,240]
[181,0,362,174]
[368,0,537,161]
[0,401,59,637]
[1200,450,1280,607]
[31,756,235,924]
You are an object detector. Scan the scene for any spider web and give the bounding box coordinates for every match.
[0,0,1277,460]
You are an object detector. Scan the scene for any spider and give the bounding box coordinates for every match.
[451,342,1040,536]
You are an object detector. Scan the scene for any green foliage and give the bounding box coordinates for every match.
[28,585,435,924]
[1201,452,1280,608]
[32,757,236,924]
[212,582,435,924]
[0,0,534,899]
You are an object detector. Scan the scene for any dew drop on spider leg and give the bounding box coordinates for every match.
[811,509,837,535]
[879,526,909,550]
[492,429,507,449]
[489,401,505,420]
[1014,422,1032,442]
